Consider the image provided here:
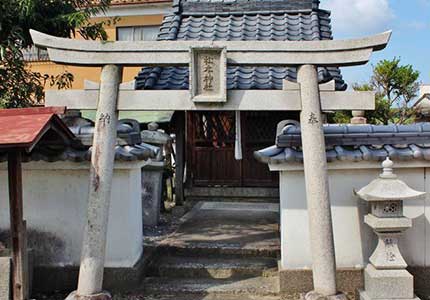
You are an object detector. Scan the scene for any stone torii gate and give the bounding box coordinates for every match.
[30,29,391,300]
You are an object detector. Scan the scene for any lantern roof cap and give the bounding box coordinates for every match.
[356,157,426,202]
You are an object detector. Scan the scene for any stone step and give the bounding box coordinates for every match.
[143,277,279,297]
[184,187,280,200]
[32,292,281,300]
[186,197,280,204]
[149,256,278,279]
[141,294,281,300]
[155,244,280,259]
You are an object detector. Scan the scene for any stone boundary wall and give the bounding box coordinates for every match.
[0,161,145,269]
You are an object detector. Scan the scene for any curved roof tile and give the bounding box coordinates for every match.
[255,123,430,165]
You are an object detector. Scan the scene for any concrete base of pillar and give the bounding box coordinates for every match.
[303,291,348,300]
[359,290,420,300]
[278,267,364,295]
[65,291,112,300]
[32,247,155,294]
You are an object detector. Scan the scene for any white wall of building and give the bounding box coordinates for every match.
[421,84,430,97]
[272,161,429,270]
[0,161,146,268]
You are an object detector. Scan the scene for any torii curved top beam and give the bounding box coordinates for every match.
[30,29,391,67]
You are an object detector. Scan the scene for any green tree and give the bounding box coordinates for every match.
[371,58,420,124]
[328,58,420,125]
[0,0,112,108]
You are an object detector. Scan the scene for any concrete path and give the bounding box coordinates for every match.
[140,202,281,300]
[159,202,280,256]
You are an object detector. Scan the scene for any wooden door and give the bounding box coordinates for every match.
[188,111,241,186]
[187,111,298,187]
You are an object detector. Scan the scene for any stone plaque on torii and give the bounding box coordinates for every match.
[30,29,391,300]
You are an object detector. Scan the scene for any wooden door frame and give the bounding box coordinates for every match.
[186,111,290,188]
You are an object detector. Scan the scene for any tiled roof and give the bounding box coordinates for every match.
[0,144,158,163]
[254,123,430,165]
[277,123,430,148]
[0,116,162,163]
[135,0,346,91]
[0,107,75,151]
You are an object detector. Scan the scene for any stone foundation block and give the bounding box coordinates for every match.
[66,291,112,300]
[304,291,348,300]
[0,257,11,300]
[351,117,367,125]
[360,290,420,300]
[364,265,414,299]
[278,267,363,295]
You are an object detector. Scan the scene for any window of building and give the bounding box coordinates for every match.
[116,26,159,41]
[23,46,49,62]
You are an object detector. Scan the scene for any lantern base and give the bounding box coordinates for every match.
[359,290,420,300]
[362,265,415,300]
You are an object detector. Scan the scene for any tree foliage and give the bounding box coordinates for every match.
[328,58,420,125]
[371,58,420,124]
[0,0,112,108]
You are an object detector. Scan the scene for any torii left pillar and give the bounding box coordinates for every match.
[67,65,122,300]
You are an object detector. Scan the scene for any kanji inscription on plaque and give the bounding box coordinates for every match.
[190,47,227,103]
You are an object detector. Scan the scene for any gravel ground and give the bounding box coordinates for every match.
[143,204,191,247]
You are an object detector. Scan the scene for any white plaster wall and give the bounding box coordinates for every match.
[421,84,430,97]
[0,161,145,268]
[277,162,429,270]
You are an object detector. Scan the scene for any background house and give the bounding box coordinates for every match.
[24,0,172,91]
[414,85,430,122]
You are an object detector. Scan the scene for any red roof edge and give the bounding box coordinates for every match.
[0,106,66,117]
[0,107,75,152]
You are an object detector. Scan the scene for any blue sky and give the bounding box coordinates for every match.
[320,0,430,87]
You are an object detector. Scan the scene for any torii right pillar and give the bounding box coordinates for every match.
[297,64,339,299]
[295,31,387,296]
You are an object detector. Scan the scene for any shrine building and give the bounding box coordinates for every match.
[135,0,346,197]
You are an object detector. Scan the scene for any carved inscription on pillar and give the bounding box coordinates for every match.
[308,112,319,125]
[190,47,227,103]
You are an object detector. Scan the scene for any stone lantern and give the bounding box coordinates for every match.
[141,122,172,227]
[356,157,425,300]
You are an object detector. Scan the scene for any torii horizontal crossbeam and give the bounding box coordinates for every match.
[45,89,376,111]
[30,30,391,67]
